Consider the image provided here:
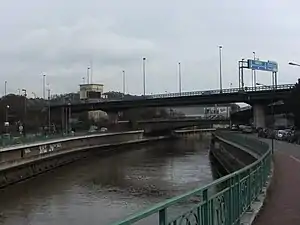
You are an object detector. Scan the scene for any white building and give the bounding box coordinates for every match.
[79,84,104,101]
[79,83,107,121]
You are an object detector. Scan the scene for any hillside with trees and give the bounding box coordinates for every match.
[0,91,179,134]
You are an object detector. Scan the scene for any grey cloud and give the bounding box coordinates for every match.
[0,0,300,97]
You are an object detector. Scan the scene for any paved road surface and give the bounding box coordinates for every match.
[251,136,300,225]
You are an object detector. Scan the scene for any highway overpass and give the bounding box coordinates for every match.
[51,84,294,129]
[51,84,293,113]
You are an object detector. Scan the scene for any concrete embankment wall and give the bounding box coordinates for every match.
[173,128,216,139]
[0,130,147,188]
[210,132,262,175]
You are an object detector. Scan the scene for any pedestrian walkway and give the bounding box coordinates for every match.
[253,144,300,224]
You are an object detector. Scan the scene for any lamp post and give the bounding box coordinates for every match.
[47,86,51,133]
[5,105,9,134]
[219,46,223,93]
[4,81,7,96]
[22,89,27,136]
[253,52,256,89]
[68,102,71,133]
[87,67,90,84]
[178,62,182,94]
[142,57,146,96]
[257,82,274,154]
[43,74,46,99]
[122,70,126,96]
[289,62,300,67]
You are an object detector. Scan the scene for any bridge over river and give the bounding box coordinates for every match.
[0,135,213,225]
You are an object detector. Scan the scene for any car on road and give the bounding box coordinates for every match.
[242,126,253,133]
[276,130,288,141]
[258,128,268,138]
[231,124,239,131]
[100,127,108,132]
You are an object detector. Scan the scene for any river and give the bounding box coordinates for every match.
[0,136,213,225]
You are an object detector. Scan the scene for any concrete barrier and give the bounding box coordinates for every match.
[173,128,216,138]
[210,132,260,174]
[0,130,144,188]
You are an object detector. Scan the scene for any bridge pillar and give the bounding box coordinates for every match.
[108,112,119,124]
[253,104,266,128]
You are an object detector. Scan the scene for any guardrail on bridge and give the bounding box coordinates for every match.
[112,131,272,225]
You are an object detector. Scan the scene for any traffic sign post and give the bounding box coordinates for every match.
[247,59,278,72]
[238,59,278,90]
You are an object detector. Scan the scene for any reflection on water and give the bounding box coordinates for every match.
[0,137,213,225]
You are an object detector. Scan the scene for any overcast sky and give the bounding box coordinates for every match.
[1,0,300,97]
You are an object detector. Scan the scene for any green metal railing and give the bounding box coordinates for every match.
[112,132,272,225]
[0,134,68,148]
[0,130,110,148]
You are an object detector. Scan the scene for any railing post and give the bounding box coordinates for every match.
[232,175,238,223]
[260,161,264,193]
[159,208,167,225]
[210,191,214,225]
[228,177,233,225]
[237,174,241,223]
[247,168,252,209]
[202,189,209,225]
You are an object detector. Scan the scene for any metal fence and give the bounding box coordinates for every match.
[149,84,294,99]
[0,133,75,148]
[112,131,272,225]
[0,130,110,148]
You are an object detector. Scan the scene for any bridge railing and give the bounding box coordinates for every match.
[149,84,294,99]
[112,131,272,225]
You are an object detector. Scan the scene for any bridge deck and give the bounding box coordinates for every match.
[253,139,300,225]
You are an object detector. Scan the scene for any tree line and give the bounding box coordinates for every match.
[0,92,185,135]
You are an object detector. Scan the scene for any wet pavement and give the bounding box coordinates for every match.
[252,137,300,225]
[0,137,213,225]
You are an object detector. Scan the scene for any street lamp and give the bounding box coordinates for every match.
[4,81,7,96]
[5,105,9,134]
[219,46,223,93]
[142,57,146,96]
[178,62,182,94]
[68,102,71,133]
[22,89,27,136]
[256,82,274,154]
[289,62,300,67]
[47,86,51,133]
[253,52,257,88]
[43,74,46,99]
[87,67,90,84]
[122,70,126,96]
